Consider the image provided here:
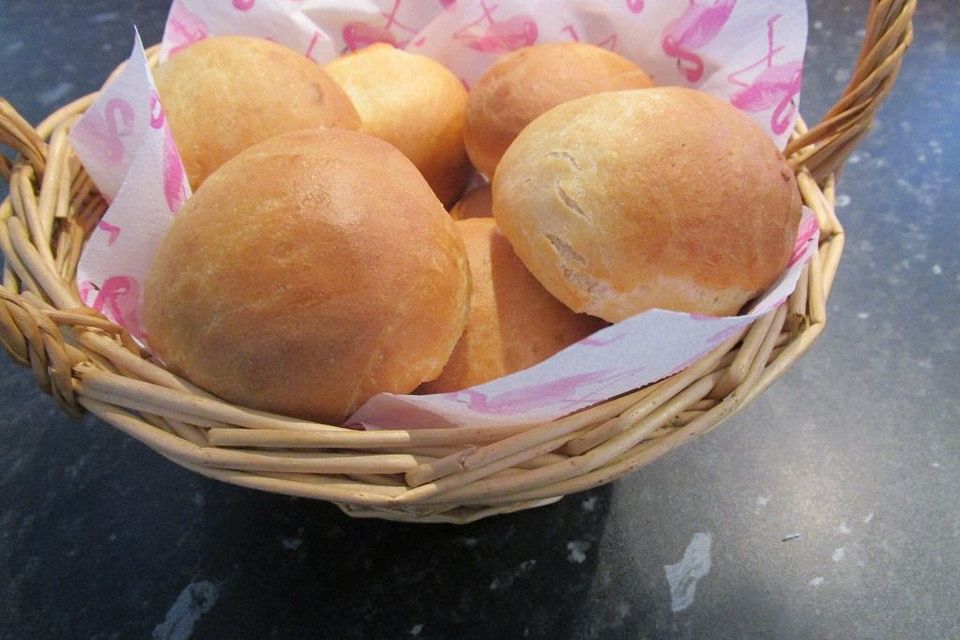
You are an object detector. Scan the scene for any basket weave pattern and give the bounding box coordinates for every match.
[0,0,914,523]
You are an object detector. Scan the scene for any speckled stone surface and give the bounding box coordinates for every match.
[1,1,958,638]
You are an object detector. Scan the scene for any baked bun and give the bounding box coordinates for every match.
[153,36,361,189]
[493,87,802,321]
[144,128,471,423]
[449,184,492,220]
[421,218,604,393]
[464,42,654,178]
[325,44,471,206]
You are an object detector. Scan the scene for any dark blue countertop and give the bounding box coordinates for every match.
[1,1,957,638]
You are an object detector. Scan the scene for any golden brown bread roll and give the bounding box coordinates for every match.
[464,42,654,178]
[421,218,604,393]
[493,87,802,321]
[325,44,471,206]
[153,36,361,189]
[449,184,492,220]
[144,128,471,423]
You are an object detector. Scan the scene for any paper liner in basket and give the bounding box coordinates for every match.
[70,0,811,429]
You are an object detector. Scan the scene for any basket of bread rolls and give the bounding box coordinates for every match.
[0,0,915,523]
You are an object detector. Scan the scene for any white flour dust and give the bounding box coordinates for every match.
[152,579,220,640]
[664,532,713,613]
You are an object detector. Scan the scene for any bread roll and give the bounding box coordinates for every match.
[449,185,492,220]
[144,128,471,423]
[493,87,802,321]
[464,42,654,178]
[153,36,361,189]
[421,218,604,393]
[325,44,471,206]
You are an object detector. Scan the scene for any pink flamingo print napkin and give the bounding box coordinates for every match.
[71,0,812,429]
[70,32,190,342]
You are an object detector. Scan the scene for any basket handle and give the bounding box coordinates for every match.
[0,99,47,181]
[786,0,916,182]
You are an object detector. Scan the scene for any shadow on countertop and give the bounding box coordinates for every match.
[172,479,619,640]
[0,396,628,639]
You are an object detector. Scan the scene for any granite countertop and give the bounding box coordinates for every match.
[1,1,957,638]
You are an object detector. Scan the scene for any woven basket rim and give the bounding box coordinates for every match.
[0,0,916,523]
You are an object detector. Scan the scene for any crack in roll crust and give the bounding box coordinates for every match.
[493,87,802,321]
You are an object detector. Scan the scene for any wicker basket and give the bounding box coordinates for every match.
[0,0,915,524]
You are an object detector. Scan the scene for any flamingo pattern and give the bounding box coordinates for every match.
[165,0,209,56]
[72,98,135,167]
[453,0,537,53]
[788,214,820,267]
[578,332,627,348]
[660,0,736,83]
[727,15,802,135]
[452,367,644,415]
[148,91,188,213]
[81,276,145,340]
[161,126,187,213]
[561,24,619,52]
[96,221,122,245]
[342,0,419,51]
